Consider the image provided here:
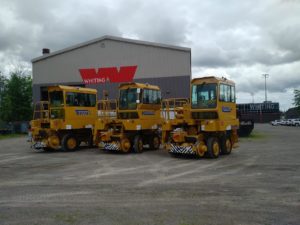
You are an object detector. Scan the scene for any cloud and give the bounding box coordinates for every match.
[0,0,299,109]
[189,1,300,68]
[0,0,122,64]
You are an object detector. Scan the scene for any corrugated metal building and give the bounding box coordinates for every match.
[32,35,191,102]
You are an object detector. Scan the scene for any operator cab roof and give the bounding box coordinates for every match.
[119,82,160,90]
[192,76,235,86]
[48,85,97,94]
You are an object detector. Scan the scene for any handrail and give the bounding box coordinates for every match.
[161,98,189,120]
[97,99,118,119]
[33,101,49,120]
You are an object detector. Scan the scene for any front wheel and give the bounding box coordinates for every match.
[206,137,220,159]
[133,135,143,153]
[61,134,78,151]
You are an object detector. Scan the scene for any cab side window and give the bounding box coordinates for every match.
[66,92,96,107]
[219,84,235,102]
[231,86,235,102]
[142,89,161,104]
[143,89,150,103]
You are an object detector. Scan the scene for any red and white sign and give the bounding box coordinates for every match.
[79,65,137,84]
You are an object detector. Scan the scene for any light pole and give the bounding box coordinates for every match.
[262,73,269,102]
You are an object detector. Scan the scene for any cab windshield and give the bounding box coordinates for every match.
[49,91,64,107]
[191,83,217,109]
[49,91,64,119]
[119,88,138,110]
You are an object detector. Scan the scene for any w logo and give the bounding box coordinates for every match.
[79,66,137,84]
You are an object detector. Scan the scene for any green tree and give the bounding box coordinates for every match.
[294,89,300,111]
[0,70,32,122]
[0,71,7,102]
[0,71,8,126]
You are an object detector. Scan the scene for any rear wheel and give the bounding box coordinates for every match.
[206,137,220,158]
[61,134,78,151]
[149,135,160,150]
[220,135,232,155]
[133,135,143,153]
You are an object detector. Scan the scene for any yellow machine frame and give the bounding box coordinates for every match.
[162,76,239,158]
[31,85,98,151]
[94,82,163,153]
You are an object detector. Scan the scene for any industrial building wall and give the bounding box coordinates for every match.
[32,38,191,101]
[33,76,190,102]
[88,75,190,99]
[32,39,191,84]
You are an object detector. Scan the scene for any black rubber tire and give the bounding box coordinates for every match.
[205,137,220,159]
[133,135,143,153]
[220,135,232,155]
[61,134,78,151]
[149,135,160,150]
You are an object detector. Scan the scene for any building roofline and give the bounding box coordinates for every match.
[31,35,191,63]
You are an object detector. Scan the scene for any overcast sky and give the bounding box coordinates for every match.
[1,0,300,110]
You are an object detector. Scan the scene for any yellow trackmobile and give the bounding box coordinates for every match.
[30,85,97,151]
[94,82,162,153]
[162,76,239,158]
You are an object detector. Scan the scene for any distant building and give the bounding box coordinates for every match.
[237,102,280,123]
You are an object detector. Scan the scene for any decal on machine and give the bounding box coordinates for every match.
[222,106,231,112]
[142,111,155,116]
[75,110,90,116]
[79,66,138,84]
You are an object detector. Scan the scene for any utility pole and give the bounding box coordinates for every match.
[262,73,269,102]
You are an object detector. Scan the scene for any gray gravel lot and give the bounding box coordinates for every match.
[0,124,299,225]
